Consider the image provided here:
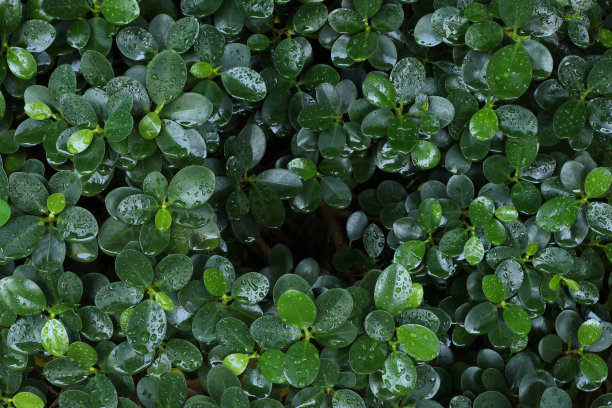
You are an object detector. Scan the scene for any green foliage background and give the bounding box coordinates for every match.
[0,0,611,407]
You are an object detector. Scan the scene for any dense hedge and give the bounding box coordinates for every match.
[0,0,611,407]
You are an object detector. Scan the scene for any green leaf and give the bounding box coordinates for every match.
[540,388,572,408]
[465,21,503,51]
[412,140,441,169]
[231,272,269,305]
[579,353,608,383]
[353,0,381,18]
[0,0,22,35]
[0,198,9,227]
[277,289,317,330]
[505,137,538,169]
[584,167,612,198]
[578,319,602,347]
[533,247,573,275]
[166,17,199,53]
[381,351,417,396]
[431,6,468,39]
[158,371,187,408]
[146,50,187,105]
[374,263,412,316]
[250,315,301,350]
[192,302,229,342]
[553,98,586,139]
[259,350,286,383]
[586,202,612,237]
[288,157,318,180]
[414,13,443,47]
[469,196,495,226]
[60,94,97,128]
[223,353,249,375]
[155,208,172,232]
[216,317,255,354]
[221,67,267,103]
[101,0,139,25]
[116,26,158,61]
[0,276,46,316]
[81,50,114,87]
[474,391,512,408]
[117,194,158,225]
[364,310,395,341]
[470,108,498,141]
[495,206,519,223]
[363,223,384,258]
[390,57,425,104]
[203,267,227,296]
[498,0,535,28]
[256,169,303,199]
[67,129,94,154]
[56,206,98,243]
[168,165,215,209]
[313,288,353,333]
[503,305,531,334]
[347,31,378,62]
[43,357,91,387]
[396,323,440,361]
[387,116,418,153]
[249,184,285,228]
[12,392,44,408]
[465,302,498,334]
[153,254,192,292]
[587,58,612,94]
[6,47,36,79]
[482,275,506,303]
[41,318,69,357]
[284,341,320,388]
[273,38,305,78]
[114,249,153,290]
[9,172,48,215]
[126,299,166,354]
[0,216,45,262]
[486,44,532,100]
[47,193,66,215]
[328,8,363,34]
[220,386,249,408]
[349,334,387,374]
[417,198,442,233]
[235,0,273,19]
[362,73,397,109]
[293,4,328,35]
[160,92,213,128]
[536,196,579,232]
[298,104,335,131]
[332,389,366,408]
[25,101,52,120]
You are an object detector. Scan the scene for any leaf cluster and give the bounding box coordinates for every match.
[0,0,611,407]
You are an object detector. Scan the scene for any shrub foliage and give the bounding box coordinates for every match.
[0,0,611,407]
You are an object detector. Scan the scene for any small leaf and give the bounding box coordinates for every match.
[396,323,440,361]
[101,0,139,25]
[464,236,484,265]
[486,44,532,100]
[578,319,602,347]
[41,318,69,356]
[536,196,579,232]
[482,275,506,303]
[12,392,44,408]
[470,108,498,141]
[277,289,317,330]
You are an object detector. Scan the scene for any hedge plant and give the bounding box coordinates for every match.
[0,0,611,407]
